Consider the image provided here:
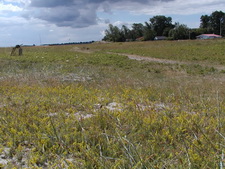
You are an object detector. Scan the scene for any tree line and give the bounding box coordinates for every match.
[103,11,225,42]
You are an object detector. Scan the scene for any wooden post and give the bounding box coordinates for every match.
[19,47,23,56]
[10,47,16,56]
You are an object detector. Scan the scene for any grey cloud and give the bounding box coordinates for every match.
[88,0,172,4]
[30,0,76,7]
[30,0,142,7]
[25,0,174,28]
[24,5,97,28]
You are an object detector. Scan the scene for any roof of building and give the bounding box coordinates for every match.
[154,36,167,40]
[197,34,222,37]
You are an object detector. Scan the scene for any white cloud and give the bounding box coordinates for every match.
[0,2,22,12]
[0,13,108,46]
[4,0,30,3]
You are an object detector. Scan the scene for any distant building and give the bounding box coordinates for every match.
[136,37,144,41]
[196,34,222,39]
[154,36,167,40]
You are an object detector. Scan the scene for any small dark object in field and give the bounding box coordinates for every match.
[11,45,23,56]
[81,47,89,50]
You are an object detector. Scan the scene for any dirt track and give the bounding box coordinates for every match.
[110,52,183,64]
[72,47,225,71]
[108,52,225,71]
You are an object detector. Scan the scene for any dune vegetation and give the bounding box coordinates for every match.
[0,39,224,168]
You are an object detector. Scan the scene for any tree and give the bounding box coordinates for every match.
[162,27,172,37]
[143,22,156,40]
[210,11,225,35]
[149,15,174,36]
[143,28,156,41]
[120,25,131,41]
[200,11,225,36]
[169,23,189,40]
[131,23,145,40]
[200,15,211,29]
[103,24,124,42]
[189,28,208,39]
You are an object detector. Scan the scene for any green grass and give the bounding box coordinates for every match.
[0,40,224,168]
[90,40,225,64]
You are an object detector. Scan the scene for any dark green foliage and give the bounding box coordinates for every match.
[169,23,190,40]
[131,23,145,39]
[143,28,156,41]
[103,24,124,42]
[200,10,225,36]
[149,15,174,36]
[103,11,225,42]
[200,15,211,29]
[210,11,225,35]
[189,28,209,39]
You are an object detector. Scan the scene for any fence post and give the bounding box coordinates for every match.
[19,47,23,56]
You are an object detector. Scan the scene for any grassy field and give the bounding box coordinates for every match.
[0,39,224,168]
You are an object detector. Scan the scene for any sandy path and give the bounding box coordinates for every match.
[71,47,225,71]
[112,53,184,64]
[108,52,225,71]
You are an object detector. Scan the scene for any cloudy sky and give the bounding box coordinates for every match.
[0,0,225,46]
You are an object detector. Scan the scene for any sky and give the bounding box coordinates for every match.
[0,0,225,47]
